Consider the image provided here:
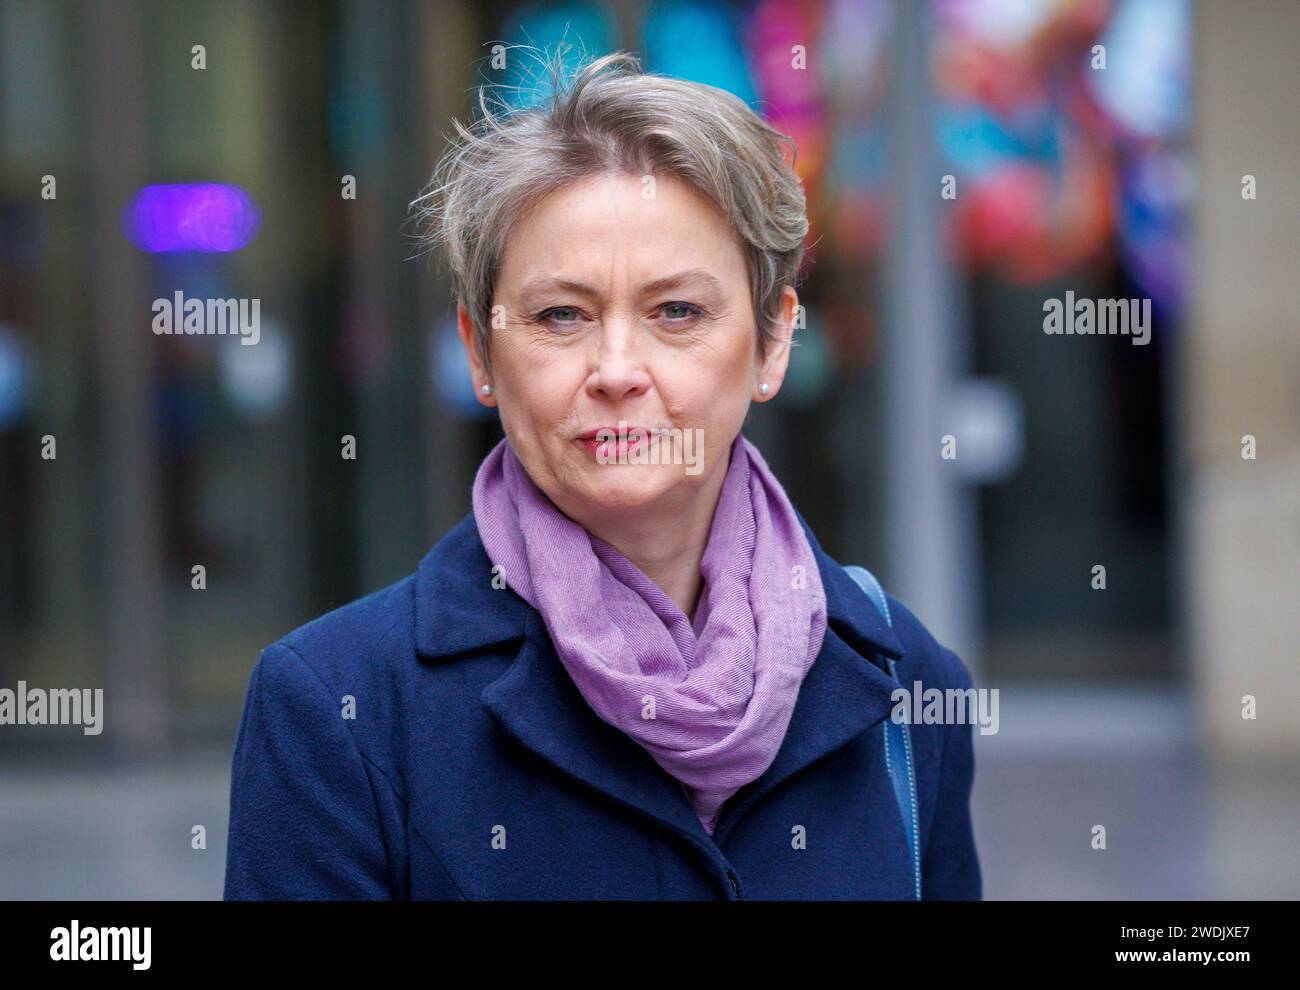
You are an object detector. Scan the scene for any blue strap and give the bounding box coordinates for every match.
[843,564,922,900]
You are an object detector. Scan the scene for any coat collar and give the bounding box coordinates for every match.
[414,507,906,850]
[414,509,904,662]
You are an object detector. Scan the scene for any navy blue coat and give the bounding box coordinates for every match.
[223,508,981,900]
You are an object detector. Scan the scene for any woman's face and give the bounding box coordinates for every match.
[459,170,794,526]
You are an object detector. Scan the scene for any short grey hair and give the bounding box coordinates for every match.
[409,48,809,375]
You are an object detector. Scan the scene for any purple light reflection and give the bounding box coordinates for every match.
[124,184,261,252]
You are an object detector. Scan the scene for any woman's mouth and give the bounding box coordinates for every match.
[575,427,655,460]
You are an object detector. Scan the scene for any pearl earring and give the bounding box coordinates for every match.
[481,383,492,395]
[758,382,770,395]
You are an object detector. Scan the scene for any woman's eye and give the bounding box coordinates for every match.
[660,302,701,321]
[538,307,581,325]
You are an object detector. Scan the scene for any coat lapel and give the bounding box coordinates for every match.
[415,514,718,851]
[481,617,720,850]
[415,509,907,850]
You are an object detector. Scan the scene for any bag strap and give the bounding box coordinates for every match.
[842,564,922,900]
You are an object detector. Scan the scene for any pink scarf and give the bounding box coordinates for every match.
[472,430,827,835]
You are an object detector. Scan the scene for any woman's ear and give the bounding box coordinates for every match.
[754,286,798,401]
[456,302,495,406]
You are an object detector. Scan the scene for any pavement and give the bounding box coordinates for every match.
[1,686,1297,899]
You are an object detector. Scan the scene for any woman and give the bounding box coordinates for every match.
[223,50,981,901]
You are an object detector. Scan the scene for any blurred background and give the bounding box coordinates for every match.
[0,0,1296,899]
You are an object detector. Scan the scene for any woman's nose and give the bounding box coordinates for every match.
[585,319,651,401]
